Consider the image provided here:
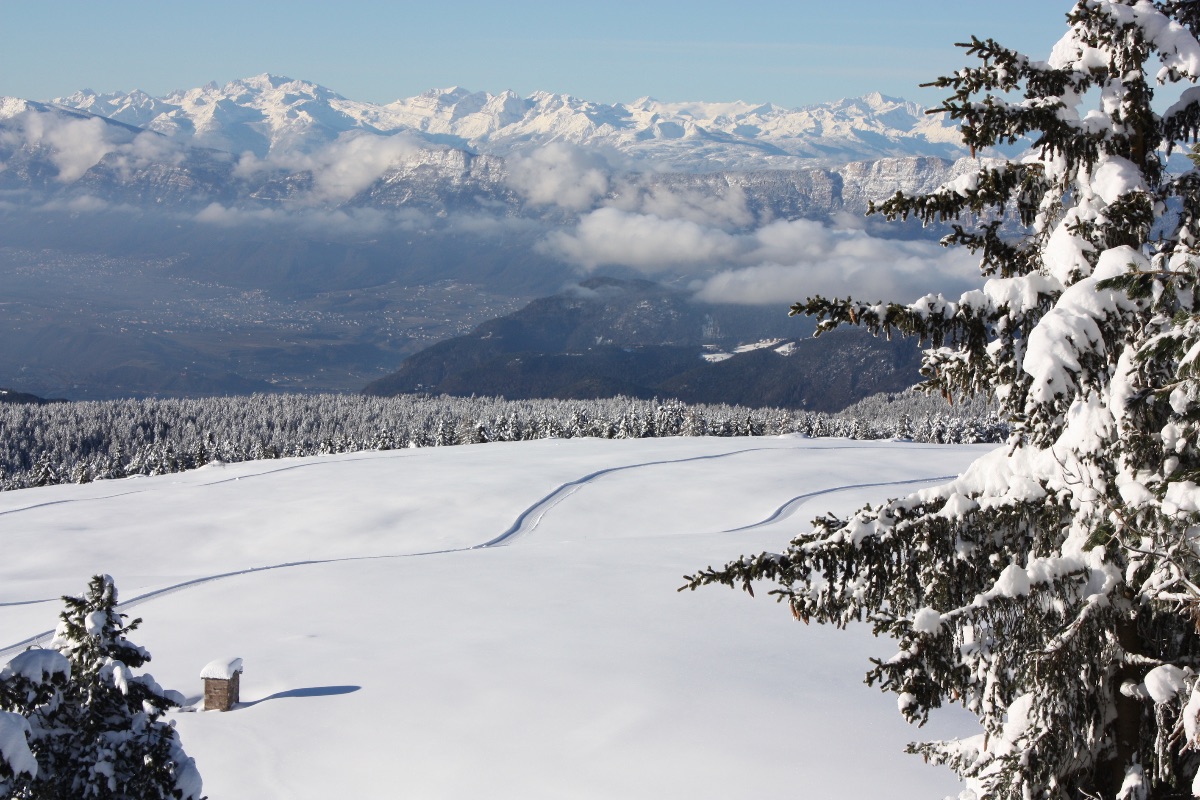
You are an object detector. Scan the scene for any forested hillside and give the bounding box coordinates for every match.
[0,390,1005,492]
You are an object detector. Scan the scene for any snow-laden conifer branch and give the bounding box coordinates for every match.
[868,164,1046,231]
[685,2,1200,797]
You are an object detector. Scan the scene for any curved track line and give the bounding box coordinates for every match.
[2,448,796,655]
[0,548,464,658]
[0,442,969,657]
[0,441,956,520]
[0,488,150,518]
[0,452,419,519]
[190,452,417,488]
[472,445,807,548]
[0,598,59,608]
[721,475,955,532]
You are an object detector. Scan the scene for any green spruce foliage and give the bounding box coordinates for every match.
[683,3,1200,798]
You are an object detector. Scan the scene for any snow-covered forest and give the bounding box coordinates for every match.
[0,390,1005,492]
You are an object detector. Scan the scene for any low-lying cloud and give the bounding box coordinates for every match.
[235,131,423,204]
[544,212,979,304]
[692,233,980,305]
[3,109,205,185]
[543,207,740,271]
[10,112,120,183]
[5,107,427,207]
[507,142,976,304]
[609,182,755,229]
[505,142,755,229]
[506,143,611,211]
[194,202,434,237]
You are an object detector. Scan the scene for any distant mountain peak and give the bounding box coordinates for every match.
[0,97,37,118]
[418,86,476,101]
[860,90,896,107]
[244,73,297,89]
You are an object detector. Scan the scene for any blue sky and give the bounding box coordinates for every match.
[5,1,1069,107]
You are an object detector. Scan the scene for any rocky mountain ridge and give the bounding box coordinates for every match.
[0,74,1002,222]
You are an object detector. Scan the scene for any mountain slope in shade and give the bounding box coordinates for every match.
[362,278,922,412]
[0,388,64,405]
[52,74,971,168]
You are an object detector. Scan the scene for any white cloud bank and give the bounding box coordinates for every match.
[707,218,981,305]
[1,108,212,186]
[609,182,756,229]
[4,108,422,206]
[543,208,740,271]
[544,210,980,305]
[505,143,611,211]
[503,142,981,305]
[5,112,120,183]
[235,131,423,204]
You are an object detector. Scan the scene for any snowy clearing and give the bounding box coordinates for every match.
[0,436,990,798]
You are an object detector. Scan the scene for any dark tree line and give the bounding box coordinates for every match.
[0,391,1005,492]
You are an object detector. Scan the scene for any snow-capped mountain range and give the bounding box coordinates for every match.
[0,75,987,222]
[51,73,969,169]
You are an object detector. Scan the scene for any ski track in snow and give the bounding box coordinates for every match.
[475,445,791,547]
[723,475,955,532]
[0,452,414,519]
[0,442,953,657]
[0,489,149,518]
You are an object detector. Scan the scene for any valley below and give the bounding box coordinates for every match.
[0,244,526,397]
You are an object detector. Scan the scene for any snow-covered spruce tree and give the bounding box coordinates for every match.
[0,649,72,799]
[38,576,202,800]
[683,3,1200,798]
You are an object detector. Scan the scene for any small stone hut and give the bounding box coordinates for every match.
[200,657,243,712]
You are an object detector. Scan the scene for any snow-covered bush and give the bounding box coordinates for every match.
[684,3,1200,798]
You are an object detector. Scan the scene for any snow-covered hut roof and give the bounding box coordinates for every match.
[200,657,243,680]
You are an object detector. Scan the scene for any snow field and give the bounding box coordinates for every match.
[0,436,990,798]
